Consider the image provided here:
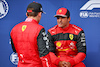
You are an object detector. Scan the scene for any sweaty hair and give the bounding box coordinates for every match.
[27,8,39,17]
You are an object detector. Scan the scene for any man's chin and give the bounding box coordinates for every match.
[58,25,63,28]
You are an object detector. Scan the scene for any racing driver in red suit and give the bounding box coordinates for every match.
[47,8,86,67]
[10,2,67,67]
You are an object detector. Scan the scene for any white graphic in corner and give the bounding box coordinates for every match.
[80,0,100,10]
[0,0,9,19]
[10,52,18,65]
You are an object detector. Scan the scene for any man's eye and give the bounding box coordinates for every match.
[57,17,59,19]
[57,16,65,19]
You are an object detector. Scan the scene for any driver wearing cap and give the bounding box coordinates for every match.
[10,2,48,67]
[47,8,86,67]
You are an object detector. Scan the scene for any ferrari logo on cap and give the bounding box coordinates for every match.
[69,34,74,40]
[56,42,61,47]
[22,25,27,32]
[59,10,62,13]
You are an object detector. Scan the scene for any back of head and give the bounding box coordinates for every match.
[26,2,45,17]
[27,8,38,17]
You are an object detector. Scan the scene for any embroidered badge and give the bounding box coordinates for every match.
[22,25,27,32]
[69,34,74,40]
[56,42,62,47]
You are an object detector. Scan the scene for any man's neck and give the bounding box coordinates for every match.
[27,16,39,23]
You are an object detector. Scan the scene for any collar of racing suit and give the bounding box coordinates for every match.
[25,18,38,24]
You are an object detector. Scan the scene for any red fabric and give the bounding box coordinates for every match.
[68,58,75,66]
[48,24,86,67]
[59,52,86,66]
[73,52,86,64]
[49,52,61,66]
[56,8,67,15]
[40,52,61,67]
[11,18,44,67]
[27,10,32,12]
[40,54,52,67]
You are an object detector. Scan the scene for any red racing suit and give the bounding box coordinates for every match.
[47,24,86,67]
[10,18,59,67]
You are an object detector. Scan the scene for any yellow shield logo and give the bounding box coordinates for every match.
[56,42,61,47]
[22,25,27,32]
[69,34,74,40]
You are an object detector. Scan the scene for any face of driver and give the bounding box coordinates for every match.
[57,16,70,28]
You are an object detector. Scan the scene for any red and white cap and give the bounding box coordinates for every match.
[54,8,70,17]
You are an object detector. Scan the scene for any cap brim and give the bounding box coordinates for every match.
[54,14,67,17]
[42,11,46,14]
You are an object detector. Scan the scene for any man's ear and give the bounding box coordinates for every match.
[38,12,42,17]
[26,13,28,17]
[68,17,71,22]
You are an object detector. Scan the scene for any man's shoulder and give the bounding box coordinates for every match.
[48,25,57,32]
[70,24,83,35]
[71,24,83,31]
